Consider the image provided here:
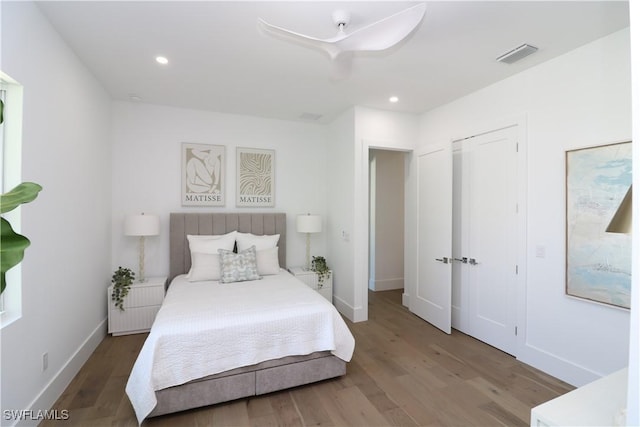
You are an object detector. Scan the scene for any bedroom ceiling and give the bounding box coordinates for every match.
[35,1,630,124]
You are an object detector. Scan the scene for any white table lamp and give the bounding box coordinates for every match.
[296,214,321,270]
[125,213,160,282]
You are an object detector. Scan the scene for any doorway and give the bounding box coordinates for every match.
[369,149,406,293]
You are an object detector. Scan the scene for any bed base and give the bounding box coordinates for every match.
[149,351,345,417]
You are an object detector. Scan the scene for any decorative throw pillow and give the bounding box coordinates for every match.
[186,231,237,282]
[236,232,280,251]
[218,246,261,283]
[256,246,280,275]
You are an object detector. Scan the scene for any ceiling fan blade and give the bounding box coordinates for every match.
[257,3,425,77]
[257,18,344,59]
[336,3,426,53]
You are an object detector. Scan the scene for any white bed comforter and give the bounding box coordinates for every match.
[125,270,355,423]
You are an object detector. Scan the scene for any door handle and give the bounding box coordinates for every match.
[435,257,449,264]
[469,258,478,266]
[453,257,468,264]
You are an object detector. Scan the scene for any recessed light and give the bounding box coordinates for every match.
[155,56,169,65]
[389,96,399,103]
[128,94,142,102]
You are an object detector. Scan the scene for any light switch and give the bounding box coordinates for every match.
[535,245,546,258]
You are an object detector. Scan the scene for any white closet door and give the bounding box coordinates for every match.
[411,143,452,334]
[451,140,469,332]
[467,126,518,355]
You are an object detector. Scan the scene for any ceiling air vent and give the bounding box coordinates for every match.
[496,43,538,64]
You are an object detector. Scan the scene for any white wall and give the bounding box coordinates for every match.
[627,1,639,423]
[111,102,328,276]
[326,108,356,318]
[417,28,632,387]
[0,2,112,423]
[370,149,405,291]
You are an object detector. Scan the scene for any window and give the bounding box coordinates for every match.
[0,88,5,314]
[1,88,5,187]
[0,71,24,327]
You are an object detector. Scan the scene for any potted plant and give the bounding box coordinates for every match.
[310,256,330,288]
[111,266,135,311]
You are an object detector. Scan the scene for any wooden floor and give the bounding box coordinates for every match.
[42,290,573,426]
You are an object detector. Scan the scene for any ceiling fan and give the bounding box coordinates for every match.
[257,3,426,78]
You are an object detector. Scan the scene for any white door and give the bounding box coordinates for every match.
[411,143,452,334]
[466,126,518,355]
[451,140,469,331]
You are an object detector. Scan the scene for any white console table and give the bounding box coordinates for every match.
[530,368,628,426]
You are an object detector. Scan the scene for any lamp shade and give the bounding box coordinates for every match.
[296,214,321,233]
[125,214,160,236]
[606,185,632,234]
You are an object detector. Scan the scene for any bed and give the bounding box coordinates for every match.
[125,213,355,423]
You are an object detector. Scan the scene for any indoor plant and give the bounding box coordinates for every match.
[111,266,135,311]
[310,256,330,288]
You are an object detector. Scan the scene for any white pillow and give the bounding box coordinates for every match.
[256,246,280,275]
[187,252,222,281]
[236,232,280,251]
[186,231,237,281]
[187,231,237,253]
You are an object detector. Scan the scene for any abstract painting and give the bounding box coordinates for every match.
[182,143,225,206]
[565,141,631,309]
[236,147,275,207]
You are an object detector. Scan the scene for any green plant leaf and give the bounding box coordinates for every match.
[1,182,42,293]
[0,98,4,124]
[0,217,30,294]
[0,182,43,214]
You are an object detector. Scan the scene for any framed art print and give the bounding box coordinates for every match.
[565,141,631,309]
[236,147,275,207]
[182,143,225,206]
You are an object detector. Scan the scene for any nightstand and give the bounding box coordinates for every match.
[288,267,333,303]
[108,276,166,336]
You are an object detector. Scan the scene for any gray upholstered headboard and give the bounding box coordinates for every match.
[169,213,287,283]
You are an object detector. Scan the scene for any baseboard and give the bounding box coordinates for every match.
[518,341,606,387]
[333,295,367,323]
[16,319,107,426]
[372,278,403,291]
